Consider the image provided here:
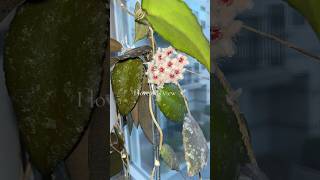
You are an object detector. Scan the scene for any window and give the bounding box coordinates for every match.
[111,0,210,179]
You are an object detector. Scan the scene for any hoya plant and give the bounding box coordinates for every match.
[110,0,210,179]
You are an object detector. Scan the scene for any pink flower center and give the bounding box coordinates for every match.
[174,70,180,74]
[169,74,175,79]
[166,50,173,56]
[159,67,165,73]
[153,75,158,80]
[167,61,173,67]
[158,54,162,60]
[212,26,223,42]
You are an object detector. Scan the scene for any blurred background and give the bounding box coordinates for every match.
[219,0,320,179]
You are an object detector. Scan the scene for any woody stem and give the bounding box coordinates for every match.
[242,24,320,62]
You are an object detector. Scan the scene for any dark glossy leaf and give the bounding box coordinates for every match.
[131,103,139,127]
[182,114,208,176]
[160,144,180,171]
[212,76,249,180]
[4,0,107,174]
[110,151,123,177]
[111,59,144,115]
[131,76,154,143]
[156,84,187,123]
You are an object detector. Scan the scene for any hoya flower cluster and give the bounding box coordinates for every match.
[146,46,189,87]
[212,0,253,58]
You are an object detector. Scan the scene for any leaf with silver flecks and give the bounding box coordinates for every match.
[183,114,209,176]
[111,59,144,115]
[160,144,180,171]
[4,0,107,175]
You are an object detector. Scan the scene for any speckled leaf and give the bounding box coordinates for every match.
[212,76,249,180]
[111,59,144,115]
[183,114,208,176]
[141,0,210,70]
[156,84,187,123]
[4,0,107,175]
[131,76,154,143]
[112,46,152,62]
[160,144,180,171]
[134,2,149,42]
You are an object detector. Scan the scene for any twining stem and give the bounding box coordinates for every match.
[148,93,163,151]
[116,114,130,178]
[213,60,258,166]
[147,23,163,180]
[148,27,156,53]
[242,24,320,62]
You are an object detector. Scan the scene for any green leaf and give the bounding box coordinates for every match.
[212,76,249,180]
[134,2,149,42]
[286,0,320,39]
[156,84,187,123]
[4,0,107,175]
[160,144,180,171]
[141,0,210,71]
[183,114,209,176]
[111,59,144,115]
